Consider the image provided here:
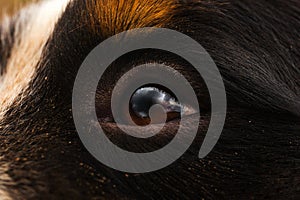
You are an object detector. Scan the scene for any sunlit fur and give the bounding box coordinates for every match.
[0,0,299,199]
[87,0,178,37]
[0,0,70,116]
[0,1,70,198]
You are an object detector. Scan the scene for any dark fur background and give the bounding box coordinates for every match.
[0,0,299,199]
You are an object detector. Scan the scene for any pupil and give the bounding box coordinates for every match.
[129,86,182,124]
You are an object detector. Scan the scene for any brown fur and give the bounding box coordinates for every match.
[0,0,69,115]
[87,0,178,37]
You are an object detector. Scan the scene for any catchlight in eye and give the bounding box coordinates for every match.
[129,85,197,125]
[129,86,181,125]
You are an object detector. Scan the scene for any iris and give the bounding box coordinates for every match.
[129,86,182,125]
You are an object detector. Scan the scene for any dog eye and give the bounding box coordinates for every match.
[95,50,207,126]
[129,85,197,125]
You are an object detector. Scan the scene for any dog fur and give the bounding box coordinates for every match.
[0,0,299,199]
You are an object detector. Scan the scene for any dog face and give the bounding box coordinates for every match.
[0,0,299,199]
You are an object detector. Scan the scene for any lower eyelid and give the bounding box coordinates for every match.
[98,113,206,154]
[99,120,182,151]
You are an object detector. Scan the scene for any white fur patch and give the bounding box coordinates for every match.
[0,0,72,198]
[0,0,71,115]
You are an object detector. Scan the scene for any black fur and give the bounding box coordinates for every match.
[0,0,299,199]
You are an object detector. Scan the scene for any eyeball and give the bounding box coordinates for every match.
[130,86,197,125]
[72,27,226,173]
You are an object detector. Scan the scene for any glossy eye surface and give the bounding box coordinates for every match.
[129,86,196,125]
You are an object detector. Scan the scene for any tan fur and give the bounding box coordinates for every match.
[0,0,70,116]
[0,0,178,116]
[87,0,178,37]
[0,2,70,198]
